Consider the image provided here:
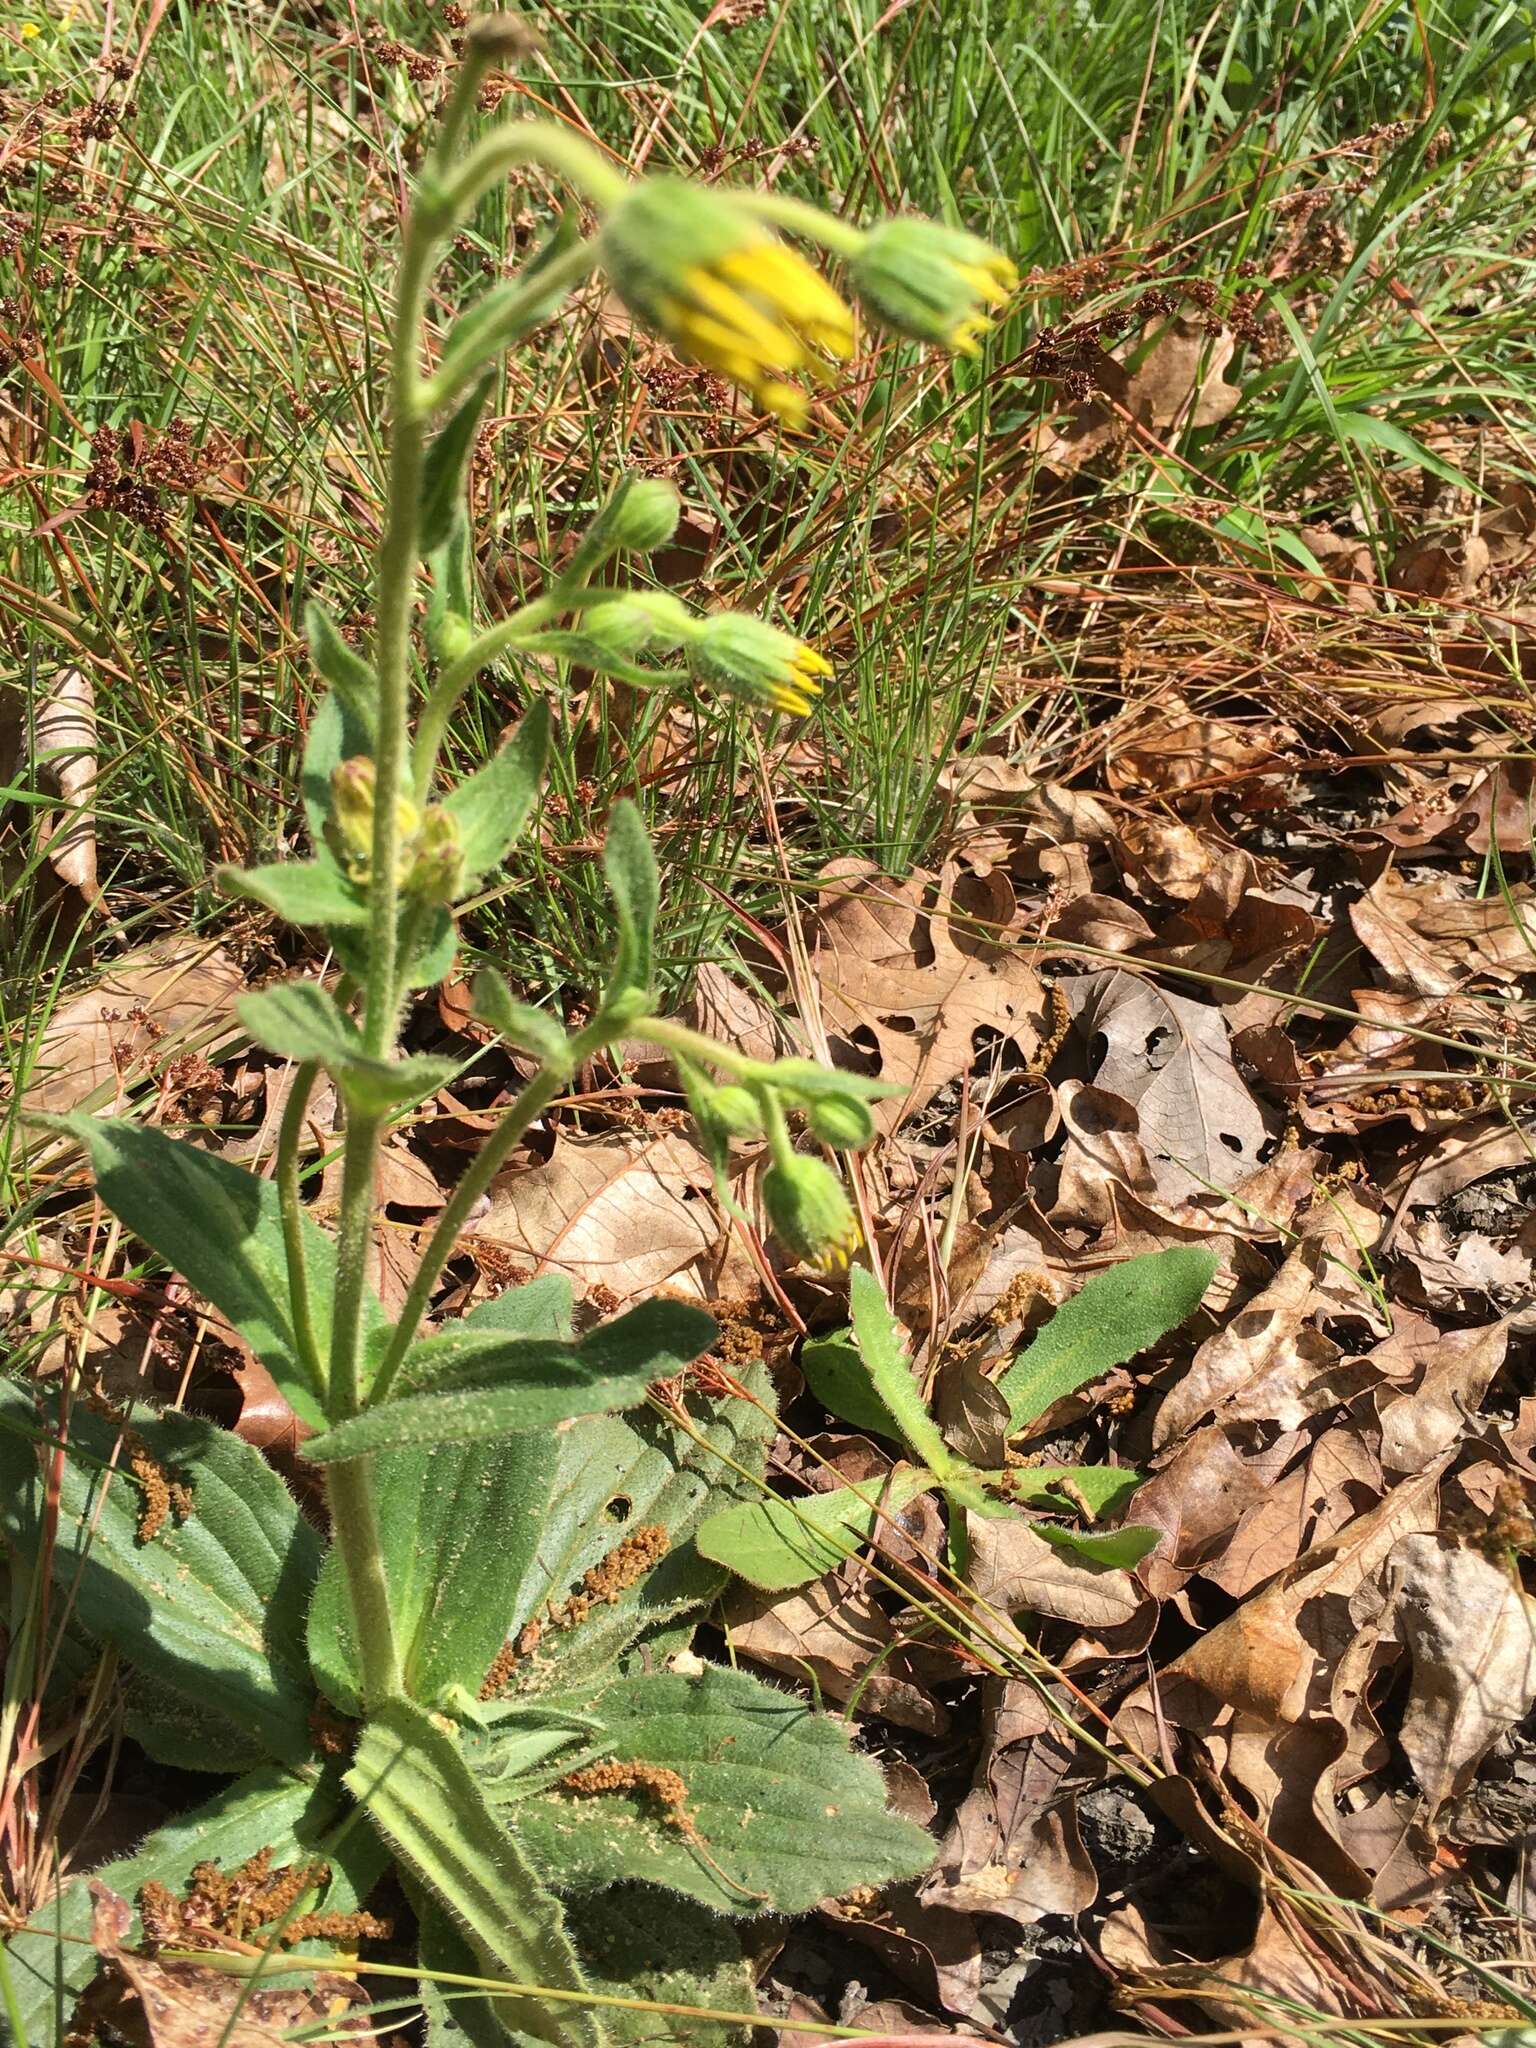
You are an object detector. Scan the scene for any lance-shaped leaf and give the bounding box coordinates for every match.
[304,600,377,725]
[801,1328,903,1440]
[602,798,658,1001]
[473,969,572,1069]
[348,1695,598,2048]
[3,1764,376,2048]
[846,1265,956,1476]
[221,853,370,931]
[441,700,550,887]
[696,1465,935,1592]
[1033,1521,1162,1569]
[309,1281,569,1717]
[997,1246,1217,1431]
[238,980,460,1114]
[509,1666,934,1914]
[0,1382,322,1764]
[419,374,494,556]
[1000,1463,1143,1518]
[303,1298,717,1462]
[41,1113,390,1430]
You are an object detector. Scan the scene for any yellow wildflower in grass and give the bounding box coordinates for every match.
[761,1154,863,1274]
[847,218,1018,357]
[602,179,855,424]
[685,612,831,717]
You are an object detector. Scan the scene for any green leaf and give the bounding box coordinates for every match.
[41,1113,390,1430]
[473,970,572,1069]
[237,980,460,1113]
[1032,1522,1162,1569]
[696,1467,934,1592]
[1000,1464,1143,1518]
[124,1668,272,1776]
[220,854,369,930]
[997,1247,1217,1431]
[441,701,550,886]
[511,1666,933,1914]
[310,1279,575,1719]
[3,1765,371,2048]
[0,1382,322,1764]
[303,1300,717,1463]
[502,1362,776,1698]
[566,1888,753,2046]
[800,1330,902,1440]
[420,374,494,556]
[602,798,658,1000]
[425,507,476,662]
[846,1265,955,1476]
[348,1695,598,2048]
[1334,410,1480,493]
[304,599,377,724]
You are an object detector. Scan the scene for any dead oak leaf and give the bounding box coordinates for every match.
[1068,969,1271,1202]
[474,1131,731,1305]
[1389,1535,1536,1816]
[725,1579,948,1734]
[808,858,1047,1133]
[1153,1246,1343,1447]
[1350,867,1536,995]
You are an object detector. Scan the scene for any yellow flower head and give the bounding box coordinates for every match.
[684,611,830,718]
[602,179,855,425]
[847,217,1017,357]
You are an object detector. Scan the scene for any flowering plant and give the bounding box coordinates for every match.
[8,22,1015,2040]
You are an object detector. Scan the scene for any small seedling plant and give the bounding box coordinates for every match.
[2,20,1020,2046]
[697,1249,1217,1594]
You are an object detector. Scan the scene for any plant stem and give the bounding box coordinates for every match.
[369,1015,611,1402]
[325,1461,404,1699]
[275,1058,325,1401]
[633,1013,769,1083]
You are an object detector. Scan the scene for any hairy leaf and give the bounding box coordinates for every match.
[348,1695,597,2048]
[237,980,460,1112]
[696,1467,934,1592]
[473,971,572,1069]
[42,1113,390,1430]
[846,1265,954,1475]
[304,601,377,726]
[566,1888,753,2046]
[442,702,550,887]
[602,799,658,1002]
[419,375,494,556]
[0,1382,322,1763]
[511,1666,934,1914]
[306,1299,717,1462]
[997,1247,1217,1431]
[220,855,369,930]
[502,1363,776,1697]
[1000,1464,1143,1518]
[800,1329,902,1440]
[310,1281,570,1717]
[1032,1521,1163,1569]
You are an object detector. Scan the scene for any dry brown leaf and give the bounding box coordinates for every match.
[35,666,98,895]
[1068,969,1271,1201]
[87,1885,372,2048]
[808,858,1047,1132]
[473,1130,731,1304]
[965,1512,1148,1631]
[1153,1246,1342,1446]
[725,1579,949,1733]
[1376,1320,1508,1472]
[1200,1429,1381,1602]
[20,939,246,1118]
[1388,1535,1536,1814]
[1125,316,1243,429]
[1108,709,1291,799]
[1350,868,1536,994]
[684,961,790,1065]
[1384,1113,1536,1209]
[1126,1426,1268,1598]
[1170,1460,1447,1722]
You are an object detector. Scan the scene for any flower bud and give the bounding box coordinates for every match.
[847,218,1017,357]
[326,757,421,885]
[403,806,465,905]
[574,590,692,665]
[761,1153,862,1273]
[686,612,829,717]
[805,1091,874,1151]
[607,476,682,554]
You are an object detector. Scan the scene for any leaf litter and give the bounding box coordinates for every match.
[16,278,1536,2048]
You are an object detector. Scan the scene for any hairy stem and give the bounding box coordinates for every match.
[325,1462,404,1700]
